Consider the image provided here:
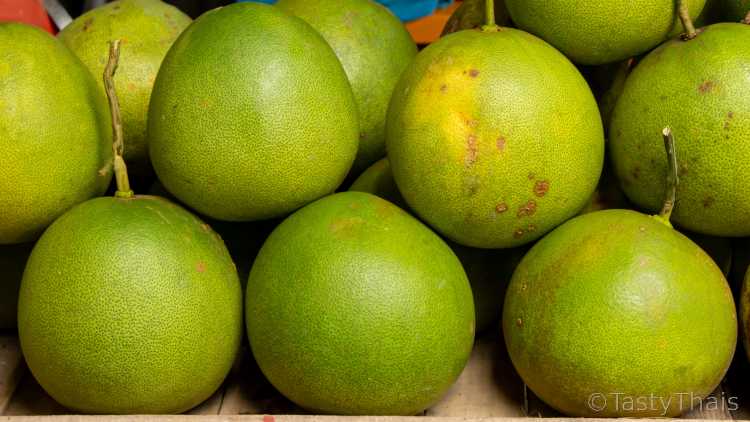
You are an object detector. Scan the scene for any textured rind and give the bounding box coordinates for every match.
[503,209,737,417]
[148,3,359,222]
[0,23,113,244]
[58,0,191,176]
[386,28,604,249]
[18,196,243,414]
[505,0,706,65]
[610,23,750,237]
[246,192,475,415]
[277,0,417,172]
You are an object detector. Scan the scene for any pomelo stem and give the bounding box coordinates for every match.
[658,127,679,223]
[103,39,133,199]
[678,0,697,40]
[482,0,499,31]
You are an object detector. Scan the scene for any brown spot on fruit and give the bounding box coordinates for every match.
[440,84,448,93]
[702,196,715,208]
[517,200,537,218]
[196,262,206,273]
[631,166,641,180]
[496,136,506,151]
[465,134,478,166]
[513,228,525,238]
[698,80,715,94]
[527,224,536,233]
[516,318,523,327]
[495,203,508,214]
[200,223,210,232]
[466,119,479,128]
[533,180,550,197]
[469,69,480,77]
[83,18,94,31]
[521,283,527,291]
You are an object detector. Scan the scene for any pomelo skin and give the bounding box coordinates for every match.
[504,210,737,417]
[149,3,359,222]
[349,158,524,332]
[610,23,750,237]
[58,0,190,180]
[0,23,112,244]
[276,0,417,172]
[0,243,32,330]
[505,0,706,65]
[246,192,475,415]
[18,196,243,414]
[386,28,604,249]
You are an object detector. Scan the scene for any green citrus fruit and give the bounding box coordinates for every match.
[505,0,706,65]
[276,0,417,172]
[18,196,243,414]
[149,3,359,222]
[58,0,191,179]
[610,23,750,237]
[246,192,475,415]
[0,23,112,244]
[386,27,603,249]
[504,209,736,417]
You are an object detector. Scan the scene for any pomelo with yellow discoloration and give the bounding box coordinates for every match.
[386,27,604,249]
[58,0,191,180]
[0,23,112,244]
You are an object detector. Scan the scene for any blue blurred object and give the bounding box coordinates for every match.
[234,0,453,21]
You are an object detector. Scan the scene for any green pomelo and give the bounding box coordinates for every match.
[149,3,359,222]
[18,196,242,414]
[442,0,510,35]
[276,0,417,172]
[246,192,475,415]
[610,23,750,237]
[349,158,524,332]
[505,0,706,65]
[386,28,604,249]
[58,0,191,181]
[504,209,736,417]
[0,23,112,244]
[0,243,32,330]
[723,0,750,20]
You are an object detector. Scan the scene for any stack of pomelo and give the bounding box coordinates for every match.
[1,0,749,417]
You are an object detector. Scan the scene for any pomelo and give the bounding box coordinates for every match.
[246,191,475,415]
[0,23,112,244]
[504,132,736,416]
[149,3,359,222]
[386,15,603,249]
[18,42,242,414]
[58,0,191,182]
[610,22,750,237]
[276,0,417,172]
[0,243,32,330]
[505,0,706,65]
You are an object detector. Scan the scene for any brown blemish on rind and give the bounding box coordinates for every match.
[466,119,479,128]
[196,262,206,273]
[440,84,448,93]
[698,81,715,94]
[631,166,641,180]
[528,173,535,180]
[495,203,508,214]
[82,18,94,31]
[517,200,537,218]
[465,134,478,166]
[200,223,210,232]
[533,180,549,197]
[469,69,480,77]
[527,224,536,233]
[702,196,715,208]
[513,228,525,238]
[516,318,523,327]
[496,136,506,151]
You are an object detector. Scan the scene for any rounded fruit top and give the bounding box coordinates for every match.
[58,0,191,179]
[386,27,604,249]
[148,2,359,222]
[505,0,706,65]
[610,23,750,237]
[18,195,243,414]
[276,0,417,172]
[246,191,475,415]
[503,209,737,417]
[0,23,112,244]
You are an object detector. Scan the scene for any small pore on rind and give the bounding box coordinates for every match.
[533,180,550,197]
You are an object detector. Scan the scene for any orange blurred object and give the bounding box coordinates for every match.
[0,0,55,33]
[406,0,460,45]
